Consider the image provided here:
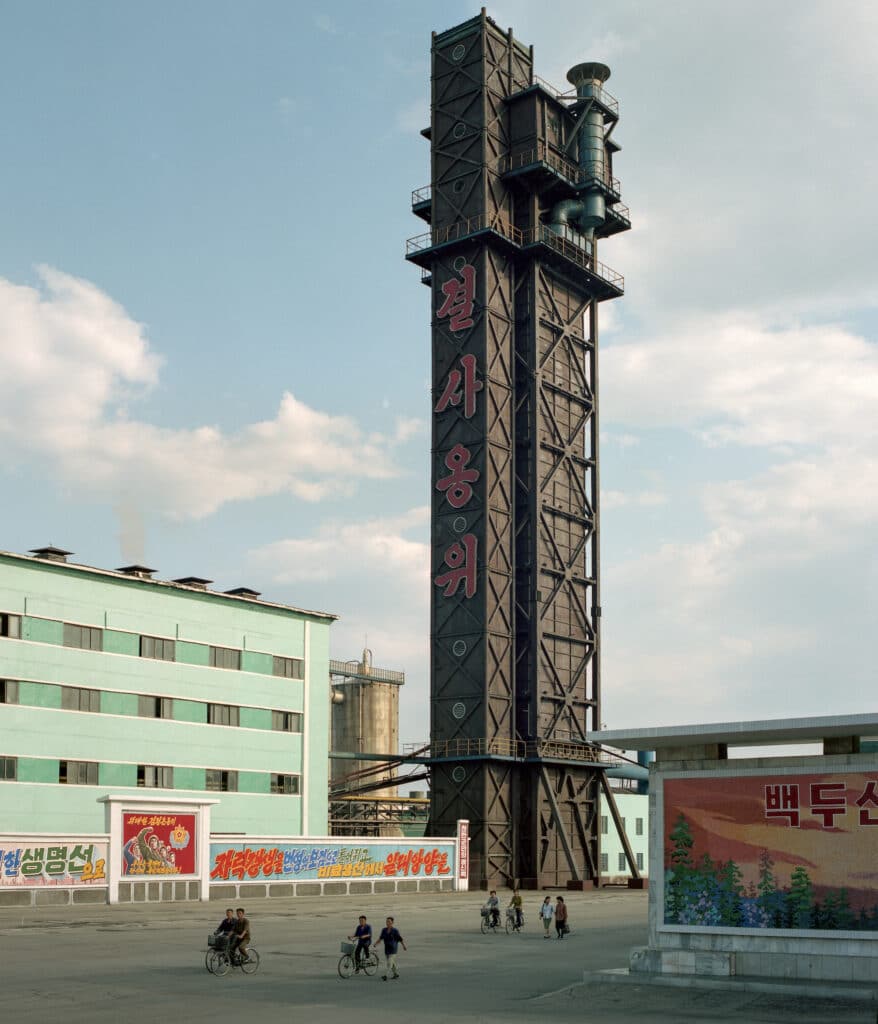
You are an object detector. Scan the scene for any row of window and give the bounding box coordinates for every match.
[600,814,644,836]
[0,756,300,795]
[599,851,645,872]
[0,612,305,679]
[0,680,303,733]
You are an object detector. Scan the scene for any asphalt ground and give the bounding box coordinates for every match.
[1,889,874,1023]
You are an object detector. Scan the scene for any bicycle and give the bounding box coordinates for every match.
[480,906,502,934]
[205,933,260,976]
[505,907,525,934]
[337,940,379,978]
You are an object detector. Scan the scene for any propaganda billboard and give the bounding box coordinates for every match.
[209,841,454,883]
[122,812,196,876]
[663,770,878,931]
[0,839,107,886]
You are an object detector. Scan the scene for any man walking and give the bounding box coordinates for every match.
[376,916,407,980]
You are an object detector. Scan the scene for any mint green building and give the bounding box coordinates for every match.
[0,547,335,837]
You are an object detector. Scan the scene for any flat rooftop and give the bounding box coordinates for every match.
[589,712,878,750]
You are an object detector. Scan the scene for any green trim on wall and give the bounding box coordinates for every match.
[19,680,62,709]
[100,762,137,787]
[176,640,209,667]
[241,650,273,675]
[101,691,139,716]
[238,770,268,794]
[172,698,207,724]
[174,767,206,790]
[18,757,59,783]
[22,617,64,645]
[239,707,271,730]
[103,629,140,656]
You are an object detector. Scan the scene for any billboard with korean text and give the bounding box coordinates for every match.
[0,838,107,886]
[663,771,878,931]
[209,841,455,883]
[122,812,196,876]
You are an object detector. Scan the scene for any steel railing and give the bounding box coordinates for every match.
[411,185,432,206]
[402,737,630,765]
[406,216,622,293]
[500,141,621,196]
[532,74,619,117]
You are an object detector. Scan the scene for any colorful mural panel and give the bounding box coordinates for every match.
[663,771,878,931]
[122,812,196,876]
[209,841,454,882]
[0,839,108,886]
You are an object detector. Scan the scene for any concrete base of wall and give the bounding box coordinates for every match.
[630,945,878,985]
[0,876,456,907]
[208,877,455,900]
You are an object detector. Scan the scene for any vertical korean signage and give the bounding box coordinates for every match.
[663,770,878,931]
[433,259,483,603]
[122,812,197,876]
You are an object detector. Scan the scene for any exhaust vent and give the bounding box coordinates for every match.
[224,587,261,600]
[30,546,72,563]
[117,564,157,579]
[173,576,212,590]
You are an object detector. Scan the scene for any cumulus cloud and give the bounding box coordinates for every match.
[0,266,411,520]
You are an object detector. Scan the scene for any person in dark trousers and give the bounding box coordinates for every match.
[214,907,236,951]
[348,915,372,972]
[554,896,569,938]
[376,916,407,980]
[231,907,251,961]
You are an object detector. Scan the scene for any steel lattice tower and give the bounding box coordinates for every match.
[407,10,631,889]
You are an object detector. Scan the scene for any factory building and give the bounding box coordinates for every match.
[0,546,334,837]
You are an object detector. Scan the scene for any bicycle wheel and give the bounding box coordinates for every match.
[362,951,379,976]
[505,917,514,934]
[239,948,260,974]
[338,954,355,979]
[212,951,231,976]
[204,950,214,972]
[480,917,489,934]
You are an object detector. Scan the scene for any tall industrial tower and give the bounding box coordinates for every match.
[406,10,631,889]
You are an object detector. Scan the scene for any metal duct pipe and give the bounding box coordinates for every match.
[566,61,611,231]
[604,764,649,784]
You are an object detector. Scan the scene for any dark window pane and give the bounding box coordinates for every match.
[273,656,304,679]
[0,614,21,638]
[63,623,103,651]
[0,757,16,780]
[0,680,18,704]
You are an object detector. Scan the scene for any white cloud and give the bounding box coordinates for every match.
[0,266,409,520]
[250,507,429,587]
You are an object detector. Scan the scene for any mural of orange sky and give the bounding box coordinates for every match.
[664,771,878,912]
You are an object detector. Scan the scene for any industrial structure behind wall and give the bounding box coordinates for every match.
[407,10,632,888]
[329,651,412,835]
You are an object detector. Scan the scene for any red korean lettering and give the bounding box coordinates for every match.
[765,784,799,827]
[262,847,284,877]
[436,443,479,509]
[809,782,847,828]
[434,533,478,599]
[210,850,235,880]
[437,264,476,331]
[435,354,483,419]
[855,780,878,826]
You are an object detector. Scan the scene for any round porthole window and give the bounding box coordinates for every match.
[453,178,466,194]
[452,122,467,140]
[452,765,466,783]
[453,255,467,272]
[452,701,466,719]
[452,640,467,657]
[453,516,467,534]
[451,43,466,62]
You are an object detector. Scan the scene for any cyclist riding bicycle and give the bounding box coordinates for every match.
[348,915,372,972]
[509,888,523,929]
[214,908,236,951]
[485,890,500,928]
[231,907,251,962]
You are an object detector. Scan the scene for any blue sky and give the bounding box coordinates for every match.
[1,1,876,745]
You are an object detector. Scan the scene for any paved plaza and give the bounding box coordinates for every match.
[2,889,874,1023]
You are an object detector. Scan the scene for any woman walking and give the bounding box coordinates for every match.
[554,896,568,939]
[539,896,554,938]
